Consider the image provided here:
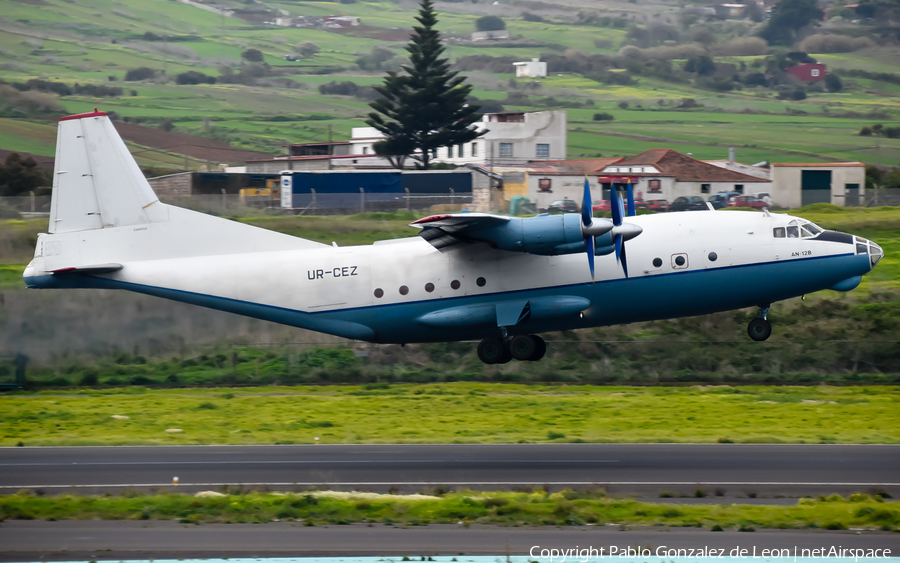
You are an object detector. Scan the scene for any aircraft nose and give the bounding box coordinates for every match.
[870,241,884,270]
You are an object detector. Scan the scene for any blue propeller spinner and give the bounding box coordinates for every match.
[580,178,643,281]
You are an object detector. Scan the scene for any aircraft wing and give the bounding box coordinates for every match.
[410,213,512,251]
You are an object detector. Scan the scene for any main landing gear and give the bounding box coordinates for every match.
[477,335,547,364]
[748,304,772,342]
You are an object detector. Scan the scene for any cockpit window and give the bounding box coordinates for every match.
[773,227,785,238]
[780,218,823,239]
[787,226,800,238]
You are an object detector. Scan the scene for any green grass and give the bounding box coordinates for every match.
[0,489,897,530]
[2,383,898,446]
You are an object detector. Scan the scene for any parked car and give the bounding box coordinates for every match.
[727,195,769,210]
[670,196,709,212]
[751,192,773,205]
[591,200,611,212]
[644,199,670,212]
[546,199,580,214]
[707,192,740,209]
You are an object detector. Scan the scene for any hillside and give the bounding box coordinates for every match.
[0,0,898,167]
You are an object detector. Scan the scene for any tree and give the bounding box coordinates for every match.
[825,73,842,92]
[476,15,505,31]
[683,55,716,76]
[759,0,824,45]
[241,48,264,62]
[294,41,320,59]
[365,0,482,170]
[0,153,50,197]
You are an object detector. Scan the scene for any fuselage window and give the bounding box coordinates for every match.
[476,277,486,287]
[708,252,718,262]
[399,285,409,295]
[374,288,384,298]
[652,257,663,268]
[451,280,461,290]
[773,227,785,238]
[425,282,435,293]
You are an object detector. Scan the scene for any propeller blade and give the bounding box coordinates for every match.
[581,177,593,227]
[610,185,623,226]
[626,182,636,217]
[586,235,595,282]
[621,239,629,278]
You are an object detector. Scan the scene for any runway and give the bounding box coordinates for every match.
[1,443,898,496]
[1,521,899,561]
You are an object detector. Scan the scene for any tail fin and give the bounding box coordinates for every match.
[50,109,168,233]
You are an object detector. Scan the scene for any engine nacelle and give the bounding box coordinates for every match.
[478,214,586,256]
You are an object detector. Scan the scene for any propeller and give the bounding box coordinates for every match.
[580,177,610,282]
[609,183,643,279]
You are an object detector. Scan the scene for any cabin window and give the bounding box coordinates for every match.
[451,279,461,290]
[773,227,785,238]
[708,252,718,262]
[399,285,409,295]
[374,288,384,298]
[652,257,663,268]
[671,253,689,269]
[425,282,435,292]
[477,277,486,287]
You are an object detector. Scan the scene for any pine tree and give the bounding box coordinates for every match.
[365,0,482,169]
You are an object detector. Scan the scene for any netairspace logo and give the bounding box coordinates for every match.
[528,545,894,563]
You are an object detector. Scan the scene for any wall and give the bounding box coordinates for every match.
[147,172,193,197]
[771,164,865,208]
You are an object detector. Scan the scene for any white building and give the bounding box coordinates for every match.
[771,162,865,207]
[349,110,567,166]
[513,58,547,78]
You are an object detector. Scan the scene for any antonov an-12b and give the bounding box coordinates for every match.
[24,110,884,363]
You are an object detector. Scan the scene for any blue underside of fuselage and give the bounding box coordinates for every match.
[25,253,868,343]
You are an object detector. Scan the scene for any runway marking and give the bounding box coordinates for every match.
[0,459,619,467]
[2,481,898,489]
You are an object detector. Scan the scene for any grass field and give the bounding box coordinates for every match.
[2,383,898,446]
[0,0,898,164]
[1,489,897,530]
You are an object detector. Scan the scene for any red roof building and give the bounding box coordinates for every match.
[786,63,826,82]
[598,149,770,201]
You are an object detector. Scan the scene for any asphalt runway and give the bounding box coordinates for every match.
[1,443,898,497]
[1,521,898,561]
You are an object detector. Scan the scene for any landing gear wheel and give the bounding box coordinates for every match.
[477,338,506,364]
[529,336,547,361]
[509,335,537,361]
[748,318,772,341]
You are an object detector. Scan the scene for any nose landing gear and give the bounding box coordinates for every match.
[748,304,772,341]
[477,335,547,364]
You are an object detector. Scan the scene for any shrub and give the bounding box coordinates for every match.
[176,71,215,85]
[798,34,873,54]
[593,112,614,121]
[318,81,359,96]
[825,73,842,92]
[522,12,544,22]
[198,402,219,409]
[241,48,264,62]
[294,41,320,59]
[476,15,505,31]
[714,37,768,56]
[78,370,99,386]
[124,67,156,81]
[683,55,715,76]
[547,431,566,440]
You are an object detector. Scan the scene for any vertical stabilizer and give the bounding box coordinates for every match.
[49,109,167,234]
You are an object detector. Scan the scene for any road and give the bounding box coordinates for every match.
[1,443,897,496]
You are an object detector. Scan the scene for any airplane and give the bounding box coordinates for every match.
[24,110,884,364]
